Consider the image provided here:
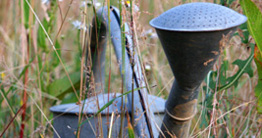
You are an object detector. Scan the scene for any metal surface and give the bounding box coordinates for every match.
[50,94,165,115]
[89,6,158,137]
[51,6,164,138]
[51,93,124,138]
[50,93,123,114]
[50,94,165,138]
[150,2,247,138]
[150,2,247,32]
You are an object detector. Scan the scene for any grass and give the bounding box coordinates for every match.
[0,0,261,137]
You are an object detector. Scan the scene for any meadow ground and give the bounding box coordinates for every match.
[0,0,261,137]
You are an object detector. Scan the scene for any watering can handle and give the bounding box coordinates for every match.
[88,6,157,137]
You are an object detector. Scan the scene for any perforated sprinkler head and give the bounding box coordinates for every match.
[150,2,247,138]
[150,2,246,32]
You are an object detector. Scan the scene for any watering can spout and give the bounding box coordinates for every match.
[150,2,247,138]
[154,29,235,91]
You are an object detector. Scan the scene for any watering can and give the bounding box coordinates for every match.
[149,2,247,138]
[50,2,247,138]
[50,6,165,138]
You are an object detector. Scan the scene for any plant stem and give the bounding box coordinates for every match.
[106,0,112,132]
[129,0,135,128]
[119,0,126,137]
[20,0,29,137]
[20,31,29,138]
[0,103,24,137]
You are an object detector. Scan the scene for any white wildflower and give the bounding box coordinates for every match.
[81,1,91,7]
[42,0,49,4]
[145,64,151,71]
[134,5,140,12]
[142,29,157,39]
[72,20,87,31]
[151,33,157,38]
[81,1,101,8]
[72,20,82,30]
[142,29,153,37]
[124,1,140,12]
[94,2,101,8]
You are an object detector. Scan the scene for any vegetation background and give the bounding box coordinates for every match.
[0,0,261,137]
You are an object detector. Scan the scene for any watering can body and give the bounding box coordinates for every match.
[50,93,165,138]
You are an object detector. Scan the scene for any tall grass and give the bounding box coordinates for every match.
[0,0,261,137]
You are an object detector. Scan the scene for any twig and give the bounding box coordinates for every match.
[194,101,254,137]
[24,0,80,101]
[0,103,24,137]
[108,112,114,138]
[19,5,29,136]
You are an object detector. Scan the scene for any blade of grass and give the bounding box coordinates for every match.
[79,86,145,127]
[108,112,114,138]
[107,0,112,132]
[0,57,35,104]
[129,0,135,128]
[92,2,105,137]
[28,0,37,134]
[77,1,88,137]
[119,1,126,137]
[19,32,28,138]
[24,0,80,102]
[194,101,254,137]
[54,0,74,41]
[75,1,106,137]
[126,111,135,138]
[0,103,24,137]
[0,84,16,117]
[27,92,61,138]
[20,0,30,136]
[0,85,21,127]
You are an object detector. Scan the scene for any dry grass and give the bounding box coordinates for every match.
[0,0,261,137]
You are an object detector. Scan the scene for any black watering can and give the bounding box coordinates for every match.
[150,2,247,138]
